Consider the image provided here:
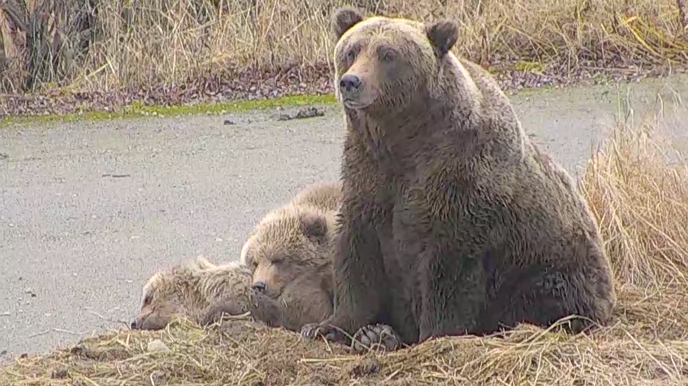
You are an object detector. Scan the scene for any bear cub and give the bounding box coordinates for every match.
[131,255,252,330]
[207,182,342,332]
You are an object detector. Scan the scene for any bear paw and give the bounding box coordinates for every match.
[201,301,245,326]
[352,324,402,353]
[300,322,344,343]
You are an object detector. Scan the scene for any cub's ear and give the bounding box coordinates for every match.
[239,239,253,266]
[426,20,459,58]
[182,255,215,272]
[300,212,329,244]
[331,6,365,40]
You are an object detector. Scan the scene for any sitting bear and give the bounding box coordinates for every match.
[206,182,342,332]
[300,7,616,353]
[131,255,252,330]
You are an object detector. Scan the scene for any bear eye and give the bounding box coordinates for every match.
[379,48,398,62]
[345,48,358,64]
[143,294,152,305]
[272,254,293,266]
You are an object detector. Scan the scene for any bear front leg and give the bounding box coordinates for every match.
[201,300,248,326]
[300,214,387,345]
[255,277,334,333]
[417,245,488,342]
[249,288,284,328]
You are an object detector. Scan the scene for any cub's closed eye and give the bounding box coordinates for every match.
[273,255,293,265]
[143,295,152,305]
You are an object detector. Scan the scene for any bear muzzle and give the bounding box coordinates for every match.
[339,74,361,92]
[337,72,379,110]
[338,74,369,108]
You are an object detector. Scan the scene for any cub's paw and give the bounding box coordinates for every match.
[300,322,344,343]
[201,301,246,326]
[352,324,401,353]
[249,289,281,328]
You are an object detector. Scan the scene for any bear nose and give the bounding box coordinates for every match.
[130,319,138,329]
[339,74,361,92]
[252,281,267,292]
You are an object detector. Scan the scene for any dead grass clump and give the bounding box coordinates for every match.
[3,119,688,385]
[1,0,688,94]
[580,117,688,288]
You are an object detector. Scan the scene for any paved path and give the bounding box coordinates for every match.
[1,75,688,362]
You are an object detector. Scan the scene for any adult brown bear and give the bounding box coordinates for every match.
[300,7,616,352]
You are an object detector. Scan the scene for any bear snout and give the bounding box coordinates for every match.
[339,74,362,93]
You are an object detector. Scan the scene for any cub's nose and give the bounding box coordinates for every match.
[339,74,361,92]
[252,281,267,292]
[130,319,139,329]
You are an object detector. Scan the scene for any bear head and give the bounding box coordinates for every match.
[330,6,459,114]
[239,205,333,299]
[130,256,248,330]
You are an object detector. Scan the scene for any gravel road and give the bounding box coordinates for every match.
[1,74,687,363]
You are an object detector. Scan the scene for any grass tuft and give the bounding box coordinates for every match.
[580,116,688,288]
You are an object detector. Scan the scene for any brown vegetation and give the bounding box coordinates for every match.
[1,0,687,99]
[2,115,688,385]
[580,116,688,289]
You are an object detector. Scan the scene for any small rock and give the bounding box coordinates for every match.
[0,312,10,317]
[293,107,325,119]
[147,339,171,353]
[223,118,235,125]
[215,237,223,242]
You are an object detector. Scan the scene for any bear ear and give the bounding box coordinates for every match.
[239,239,253,266]
[331,6,365,40]
[426,20,459,58]
[182,255,215,272]
[301,212,329,244]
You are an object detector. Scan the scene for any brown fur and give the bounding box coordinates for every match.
[130,256,252,330]
[301,7,616,351]
[230,182,342,331]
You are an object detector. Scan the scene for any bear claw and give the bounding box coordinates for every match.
[300,323,339,342]
[352,324,401,353]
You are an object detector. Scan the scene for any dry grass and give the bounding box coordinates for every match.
[3,116,688,385]
[1,0,688,95]
[580,115,688,288]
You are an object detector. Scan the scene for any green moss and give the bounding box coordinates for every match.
[514,61,546,74]
[0,94,338,127]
